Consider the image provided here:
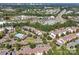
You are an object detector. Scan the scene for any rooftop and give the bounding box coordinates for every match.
[56,33,77,46]
[50,27,79,35]
[67,39,79,48]
[15,33,26,39]
[18,44,51,55]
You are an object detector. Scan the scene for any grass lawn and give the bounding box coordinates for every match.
[26,37,35,44]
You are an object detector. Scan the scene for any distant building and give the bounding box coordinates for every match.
[65,10,73,14]
[1,8,15,12]
[0,28,4,32]
[5,27,14,31]
[48,16,55,19]
[67,16,73,19]
[75,12,79,14]
[35,30,42,36]
[0,21,6,25]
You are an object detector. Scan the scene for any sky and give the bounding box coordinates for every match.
[0,0,79,3]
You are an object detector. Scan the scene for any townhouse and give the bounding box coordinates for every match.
[49,28,67,39]
[0,49,16,55]
[23,26,42,36]
[56,34,77,46]
[67,39,79,49]
[56,32,79,46]
[17,44,51,55]
[49,27,79,39]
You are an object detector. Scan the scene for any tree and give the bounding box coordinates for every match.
[0,44,5,48]
[25,21,30,26]
[47,49,53,55]
[61,33,65,37]
[66,31,70,35]
[16,38,21,42]
[43,33,47,37]
[10,48,14,51]
[0,31,4,38]
[47,36,52,40]
[27,37,36,49]
[56,34,59,38]
[63,20,77,27]
[9,32,16,38]
[60,46,70,55]
[49,41,60,55]
[4,16,10,20]
[15,26,21,33]
[42,37,47,44]
[15,43,21,51]
[29,43,36,49]
[5,44,12,49]
[43,51,47,55]
[75,44,79,55]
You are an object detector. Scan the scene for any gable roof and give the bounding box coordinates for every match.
[56,34,77,46]
[18,44,51,55]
